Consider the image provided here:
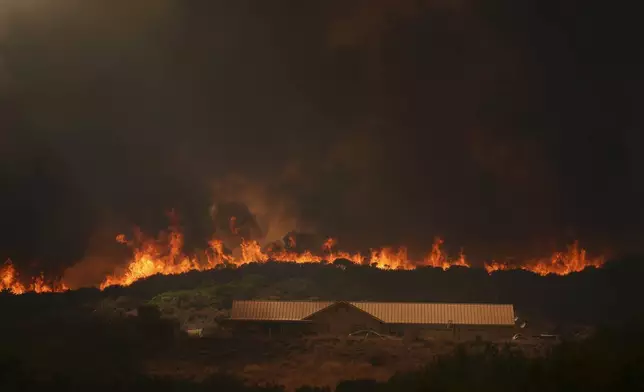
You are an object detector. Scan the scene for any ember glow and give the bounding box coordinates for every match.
[2,226,605,294]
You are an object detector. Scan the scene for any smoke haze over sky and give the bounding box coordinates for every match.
[1,0,643,278]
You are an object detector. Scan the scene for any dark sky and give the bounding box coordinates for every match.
[1,0,643,276]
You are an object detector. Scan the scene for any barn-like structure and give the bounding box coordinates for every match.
[227,300,516,341]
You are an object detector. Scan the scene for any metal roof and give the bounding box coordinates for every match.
[230,300,333,321]
[230,300,515,326]
[352,302,515,326]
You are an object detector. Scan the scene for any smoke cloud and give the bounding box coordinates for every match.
[1,0,643,282]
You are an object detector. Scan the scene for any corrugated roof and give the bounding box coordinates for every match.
[352,302,515,325]
[230,300,333,321]
[230,300,515,326]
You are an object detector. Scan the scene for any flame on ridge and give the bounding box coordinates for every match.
[96,228,470,289]
[93,226,603,290]
[1,260,69,295]
[484,241,605,276]
[2,228,605,294]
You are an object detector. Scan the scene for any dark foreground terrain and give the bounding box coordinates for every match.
[2,323,643,392]
[2,258,644,391]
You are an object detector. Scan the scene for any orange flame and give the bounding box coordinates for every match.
[240,240,269,263]
[484,241,604,276]
[370,247,412,269]
[96,232,606,289]
[1,260,26,295]
[1,260,68,295]
[3,226,606,293]
[323,237,338,253]
[423,237,470,270]
[99,227,204,290]
[97,235,480,289]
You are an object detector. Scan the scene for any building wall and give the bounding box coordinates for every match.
[403,324,515,342]
[417,325,457,341]
[308,302,384,335]
[229,320,515,341]
[229,321,310,337]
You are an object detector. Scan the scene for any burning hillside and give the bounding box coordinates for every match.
[484,241,605,276]
[95,230,602,290]
[1,222,604,295]
[1,260,69,295]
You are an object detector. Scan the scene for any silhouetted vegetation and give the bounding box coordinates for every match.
[2,318,643,391]
[95,256,644,326]
[333,322,644,391]
[1,258,643,391]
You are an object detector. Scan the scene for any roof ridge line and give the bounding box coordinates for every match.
[232,299,514,306]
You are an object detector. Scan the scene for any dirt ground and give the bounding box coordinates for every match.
[145,335,458,391]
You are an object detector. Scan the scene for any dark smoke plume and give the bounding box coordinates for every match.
[1,0,643,282]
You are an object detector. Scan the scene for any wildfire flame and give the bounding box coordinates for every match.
[2,228,605,294]
[424,237,469,270]
[99,226,225,290]
[92,227,603,290]
[95,229,470,289]
[484,241,605,276]
[1,260,69,295]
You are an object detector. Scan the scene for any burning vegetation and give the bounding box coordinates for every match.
[484,242,605,276]
[95,229,602,290]
[1,260,69,295]
[1,220,604,295]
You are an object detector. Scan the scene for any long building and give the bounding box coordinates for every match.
[227,300,516,341]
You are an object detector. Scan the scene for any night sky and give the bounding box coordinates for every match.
[1,0,642,278]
